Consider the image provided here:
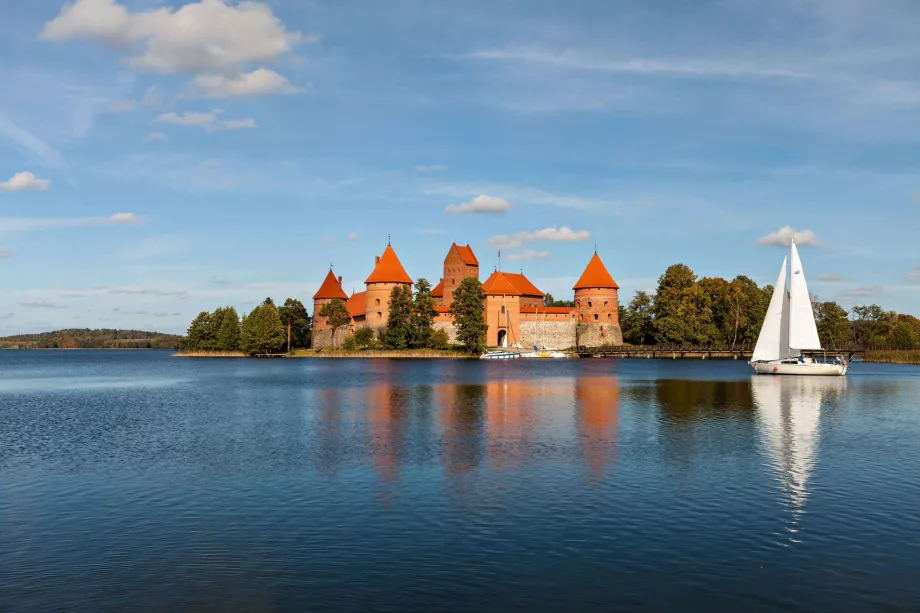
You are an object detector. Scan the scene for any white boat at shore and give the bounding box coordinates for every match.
[750,238,847,376]
[521,345,568,359]
[480,349,522,360]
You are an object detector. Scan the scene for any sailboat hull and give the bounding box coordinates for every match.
[751,360,847,376]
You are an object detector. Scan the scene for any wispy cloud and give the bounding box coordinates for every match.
[0,247,13,259]
[465,48,813,81]
[838,285,885,300]
[817,273,849,282]
[444,194,511,215]
[21,300,66,309]
[124,235,186,260]
[505,250,550,262]
[189,68,305,98]
[489,226,591,250]
[906,266,920,283]
[0,215,143,232]
[426,183,612,210]
[347,232,359,241]
[154,111,256,132]
[0,171,51,192]
[0,113,63,166]
[143,132,167,143]
[415,165,447,173]
[755,226,820,247]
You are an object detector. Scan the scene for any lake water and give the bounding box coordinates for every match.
[1,351,919,612]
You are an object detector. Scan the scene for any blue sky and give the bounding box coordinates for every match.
[2,0,919,335]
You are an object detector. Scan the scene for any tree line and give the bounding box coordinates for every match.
[619,263,920,349]
[184,298,311,355]
[0,328,183,350]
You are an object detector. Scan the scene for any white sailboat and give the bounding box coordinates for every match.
[750,238,848,376]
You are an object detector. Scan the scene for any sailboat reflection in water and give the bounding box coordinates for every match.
[752,376,847,540]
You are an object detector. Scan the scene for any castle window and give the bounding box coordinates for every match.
[588,301,592,308]
[604,301,608,307]
[376,298,380,306]
[594,314,599,321]
[452,279,456,285]
[377,312,382,319]
[607,313,612,319]
[501,305,505,313]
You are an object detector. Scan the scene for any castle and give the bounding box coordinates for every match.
[312,241,623,349]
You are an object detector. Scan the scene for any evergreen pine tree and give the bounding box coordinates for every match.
[411,278,437,348]
[217,306,241,351]
[451,278,487,353]
[385,285,414,349]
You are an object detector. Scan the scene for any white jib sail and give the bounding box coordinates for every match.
[752,256,788,362]
[788,240,822,351]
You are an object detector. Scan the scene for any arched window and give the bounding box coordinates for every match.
[588,301,592,308]
[501,305,505,313]
[452,279,456,285]
[607,313,612,319]
[593,313,599,321]
[375,298,380,306]
[604,301,608,307]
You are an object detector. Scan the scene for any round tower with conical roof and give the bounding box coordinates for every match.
[573,252,623,345]
[365,243,413,328]
[312,267,349,347]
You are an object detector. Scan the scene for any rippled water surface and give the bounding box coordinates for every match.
[1,351,919,612]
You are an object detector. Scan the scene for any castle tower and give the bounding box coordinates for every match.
[440,243,479,306]
[365,243,413,327]
[312,268,349,347]
[573,252,623,345]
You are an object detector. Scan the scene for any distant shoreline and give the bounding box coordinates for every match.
[175,349,476,359]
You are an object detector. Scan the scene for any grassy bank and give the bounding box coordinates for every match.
[292,348,475,359]
[861,350,920,365]
[174,350,248,358]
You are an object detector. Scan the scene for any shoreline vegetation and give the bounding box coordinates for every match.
[861,350,920,365]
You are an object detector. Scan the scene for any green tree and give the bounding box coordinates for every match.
[278,298,311,349]
[890,321,919,349]
[241,301,285,355]
[319,299,351,348]
[216,306,241,351]
[427,328,450,350]
[544,292,575,307]
[451,277,487,353]
[653,264,698,344]
[851,304,885,348]
[186,311,214,351]
[411,278,438,348]
[814,301,850,349]
[385,285,414,349]
[621,291,656,345]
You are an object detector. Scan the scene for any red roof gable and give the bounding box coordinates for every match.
[313,269,349,300]
[365,244,413,284]
[454,243,479,266]
[432,279,445,298]
[482,271,528,296]
[434,305,451,314]
[504,272,543,297]
[346,291,366,317]
[573,253,619,290]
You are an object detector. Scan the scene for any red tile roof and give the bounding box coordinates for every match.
[454,243,479,266]
[346,291,366,317]
[313,269,349,300]
[504,272,543,297]
[365,244,413,284]
[431,279,444,298]
[573,253,619,290]
[481,270,543,296]
[434,305,451,314]
[519,306,575,315]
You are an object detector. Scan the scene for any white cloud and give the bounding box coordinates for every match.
[108,212,142,224]
[347,232,359,241]
[505,250,550,262]
[143,132,167,142]
[22,300,66,309]
[0,215,141,232]
[415,165,447,173]
[817,273,848,282]
[0,171,51,192]
[211,275,232,285]
[41,0,305,73]
[0,113,63,167]
[109,98,136,113]
[426,183,608,210]
[906,266,920,283]
[489,226,591,250]
[838,285,884,300]
[466,48,812,81]
[0,247,13,259]
[755,226,820,247]
[324,237,335,243]
[189,68,304,98]
[154,111,256,132]
[445,194,511,215]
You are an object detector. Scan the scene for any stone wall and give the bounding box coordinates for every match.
[312,327,351,349]
[433,321,459,344]
[576,323,623,347]
[520,320,578,349]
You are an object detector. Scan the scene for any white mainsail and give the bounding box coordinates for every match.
[752,256,789,362]
[788,240,822,351]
